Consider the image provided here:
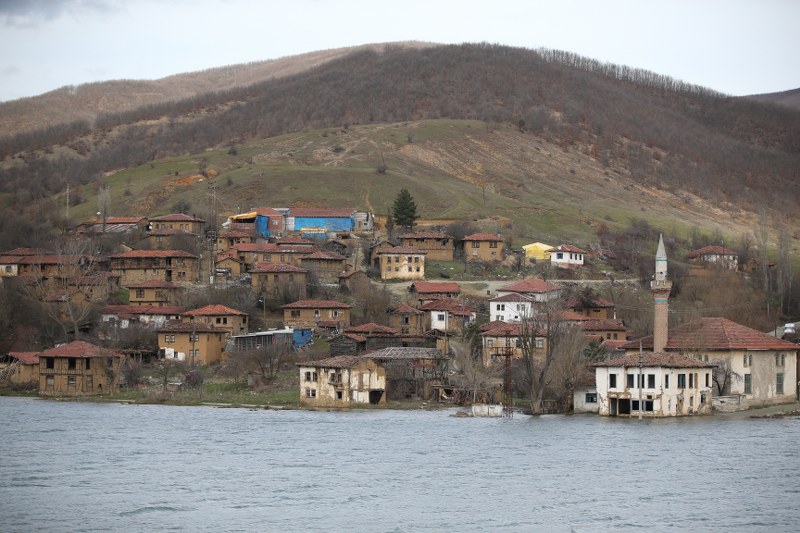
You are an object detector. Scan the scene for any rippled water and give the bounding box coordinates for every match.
[1,397,799,532]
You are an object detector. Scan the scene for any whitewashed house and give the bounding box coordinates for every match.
[548,244,586,267]
[488,293,534,323]
[594,353,714,417]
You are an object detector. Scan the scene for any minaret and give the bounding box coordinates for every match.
[651,233,671,353]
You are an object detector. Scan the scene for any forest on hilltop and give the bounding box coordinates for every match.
[1,43,799,243]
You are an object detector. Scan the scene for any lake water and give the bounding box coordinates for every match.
[1,397,799,532]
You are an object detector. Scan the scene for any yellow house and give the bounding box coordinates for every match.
[523,242,554,261]
[463,233,505,262]
[38,341,122,395]
[158,322,228,365]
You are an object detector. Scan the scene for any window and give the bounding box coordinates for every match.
[305,388,317,398]
[487,339,494,348]
[705,373,710,387]
[304,371,317,382]
[336,391,343,400]
[585,392,597,403]
[437,314,445,321]
[332,310,340,318]
[313,309,320,318]
[647,374,655,389]
[471,241,479,248]
[401,316,409,324]
[556,252,563,260]
[290,310,300,317]
[535,338,544,349]
[489,241,498,249]
[408,266,412,272]
[776,353,785,366]
[627,374,635,388]
[776,373,784,395]
[68,357,77,370]
[689,373,694,388]
[135,289,145,298]
[609,374,617,388]
[497,304,505,311]
[85,358,91,370]
[664,375,669,389]
[644,400,654,412]
[67,375,77,389]
[86,376,93,389]
[781,353,785,366]
[189,334,199,342]
[744,374,752,394]
[677,374,686,388]
[45,376,55,389]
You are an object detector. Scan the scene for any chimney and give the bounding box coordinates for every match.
[651,233,672,353]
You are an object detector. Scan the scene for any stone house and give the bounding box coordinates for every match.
[365,347,449,401]
[372,246,426,280]
[480,322,547,366]
[581,319,627,341]
[110,249,200,286]
[338,269,369,293]
[463,233,505,262]
[299,251,347,285]
[216,228,256,252]
[158,322,228,365]
[594,353,715,417]
[282,299,352,330]
[564,295,617,319]
[328,323,436,356]
[298,356,386,406]
[38,341,122,395]
[215,249,246,279]
[398,232,454,261]
[249,262,308,299]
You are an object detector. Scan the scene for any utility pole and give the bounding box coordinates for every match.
[638,340,643,421]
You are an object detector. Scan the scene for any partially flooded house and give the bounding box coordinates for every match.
[298,355,386,407]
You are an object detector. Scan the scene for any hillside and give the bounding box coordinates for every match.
[0,42,435,139]
[1,43,799,252]
[746,88,800,111]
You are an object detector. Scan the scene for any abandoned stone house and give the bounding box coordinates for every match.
[297,355,386,407]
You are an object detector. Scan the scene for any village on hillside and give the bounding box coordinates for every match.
[0,191,798,418]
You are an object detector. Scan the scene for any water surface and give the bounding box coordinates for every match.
[1,397,798,532]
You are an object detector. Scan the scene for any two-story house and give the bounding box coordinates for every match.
[372,246,426,280]
[158,322,228,365]
[282,299,352,331]
[250,262,308,299]
[398,232,454,261]
[38,340,122,395]
[463,233,505,262]
[110,249,199,286]
[181,305,249,336]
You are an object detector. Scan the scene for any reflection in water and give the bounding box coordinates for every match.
[1,397,798,532]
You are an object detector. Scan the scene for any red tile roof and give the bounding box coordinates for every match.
[183,305,247,316]
[2,248,51,256]
[593,352,714,369]
[622,317,800,352]
[548,244,586,254]
[498,278,561,294]
[102,304,185,316]
[273,237,314,246]
[480,320,510,332]
[216,249,243,263]
[687,245,738,258]
[111,250,198,258]
[234,243,279,253]
[80,216,146,225]
[364,347,447,360]
[8,352,40,364]
[250,262,308,273]
[282,299,352,309]
[410,281,461,294]
[463,233,504,241]
[255,208,284,217]
[41,341,121,358]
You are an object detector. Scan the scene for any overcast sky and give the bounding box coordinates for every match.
[0,0,798,102]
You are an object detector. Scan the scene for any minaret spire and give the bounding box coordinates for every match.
[651,233,671,353]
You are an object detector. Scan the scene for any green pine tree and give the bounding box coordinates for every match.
[391,188,419,229]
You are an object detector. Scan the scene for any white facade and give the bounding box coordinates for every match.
[573,387,599,413]
[549,246,585,267]
[489,297,532,323]
[428,310,476,332]
[595,359,714,417]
